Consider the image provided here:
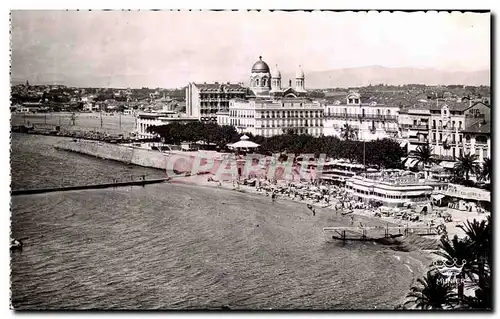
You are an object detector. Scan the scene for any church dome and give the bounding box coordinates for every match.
[295,65,305,79]
[271,64,281,78]
[252,56,270,73]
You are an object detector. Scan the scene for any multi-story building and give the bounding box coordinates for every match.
[428,99,490,161]
[185,82,248,123]
[398,104,431,153]
[323,91,400,141]
[229,98,324,137]
[462,118,491,163]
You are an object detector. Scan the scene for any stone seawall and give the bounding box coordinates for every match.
[54,139,195,173]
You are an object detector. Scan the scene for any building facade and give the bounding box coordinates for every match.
[185,82,248,123]
[428,100,490,161]
[398,105,431,153]
[323,91,400,140]
[229,98,324,137]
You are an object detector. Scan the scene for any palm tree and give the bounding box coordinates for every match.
[410,144,434,179]
[411,144,434,169]
[405,271,458,309]
[340,123,357,141]
[434,235,473,271]
[453,153,481,183]
[479,158,491,182]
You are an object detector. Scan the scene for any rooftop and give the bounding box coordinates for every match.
[194,82,247,92]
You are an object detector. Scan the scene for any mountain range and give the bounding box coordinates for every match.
[11,66,490,89]
[277,66,490,89]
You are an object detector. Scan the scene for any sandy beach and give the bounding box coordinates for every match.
[172,172,488,241]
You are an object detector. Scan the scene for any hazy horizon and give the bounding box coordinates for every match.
[11,10,491,88]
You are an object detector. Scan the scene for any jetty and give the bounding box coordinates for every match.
[323,225,438,242]
[11,178,171,196]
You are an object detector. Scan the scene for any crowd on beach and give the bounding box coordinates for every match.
[202,173,485,236]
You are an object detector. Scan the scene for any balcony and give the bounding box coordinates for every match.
[409,124,429,130]
[323,113,398,121]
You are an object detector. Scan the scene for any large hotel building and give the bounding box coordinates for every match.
[186,56,323,137]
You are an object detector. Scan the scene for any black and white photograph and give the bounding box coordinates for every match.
[8,8,492,311]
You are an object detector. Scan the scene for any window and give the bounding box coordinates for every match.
[459,121,462,130]
[439,133,442,142]
[439,120,442,129]
[432,133,436,141]
[256,79,260,86]
[432,120,436,129]
[459,134,463,143]
[452,121,455,129]
[483,148,488,159]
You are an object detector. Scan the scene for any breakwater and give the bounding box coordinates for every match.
[11,178,170,196]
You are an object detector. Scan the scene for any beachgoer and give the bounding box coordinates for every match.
[350,215,354,225]
[312,208,316,216]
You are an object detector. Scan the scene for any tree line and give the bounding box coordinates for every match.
[147,122,406,169]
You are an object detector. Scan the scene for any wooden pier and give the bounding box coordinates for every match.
[323,224,437,242]
[11,178,171,196]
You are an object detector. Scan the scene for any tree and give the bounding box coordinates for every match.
[411,144,434,169]
[479,158,491,183]
[340,123,357,141]
[405,271,458,309]
[453,153,480,184]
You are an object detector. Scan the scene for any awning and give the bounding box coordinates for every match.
[440,161,456,169]
[431,194,445,201]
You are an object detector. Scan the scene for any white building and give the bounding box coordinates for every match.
[228,98,324,137]
[323,91,400,141]
[428,100,490,161]
[346,172,447,207]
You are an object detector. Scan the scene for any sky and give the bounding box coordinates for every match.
[10,10,491,88]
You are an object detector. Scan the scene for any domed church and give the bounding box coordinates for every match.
[249,56,307,98]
